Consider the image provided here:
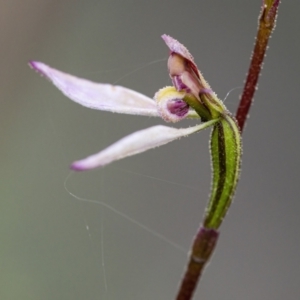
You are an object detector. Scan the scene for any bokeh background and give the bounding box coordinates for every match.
[1,1,299,299]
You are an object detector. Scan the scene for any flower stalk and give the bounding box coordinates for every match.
[236,0,280,131]
[176,227,219,300]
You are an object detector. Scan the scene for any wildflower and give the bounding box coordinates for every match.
[29,35,223,171]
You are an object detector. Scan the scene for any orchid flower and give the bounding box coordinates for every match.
[30,0,281,296]
[29,35,241,229]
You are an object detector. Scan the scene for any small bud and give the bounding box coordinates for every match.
[154,86,189,122]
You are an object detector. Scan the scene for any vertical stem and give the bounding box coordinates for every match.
[236,1,280,132]
[176,227,219,300]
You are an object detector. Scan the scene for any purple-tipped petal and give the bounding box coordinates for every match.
[29,61,159,116]
[162,34,200,79]
[162,34,195,63]
[161,35,211,100]
[70,121,217,171]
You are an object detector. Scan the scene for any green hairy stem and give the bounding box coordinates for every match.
[204,114,241,229]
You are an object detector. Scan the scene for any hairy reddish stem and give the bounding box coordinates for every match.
[175,227,219,300]
[236,1,280,131]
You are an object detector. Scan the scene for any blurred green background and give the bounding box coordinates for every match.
[1,1,299,299]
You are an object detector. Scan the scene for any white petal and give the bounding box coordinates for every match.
[71,120,218,171]
[29,61,159,116]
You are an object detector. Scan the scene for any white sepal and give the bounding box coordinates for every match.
[71,120,218,171]
[29,61,159,116]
